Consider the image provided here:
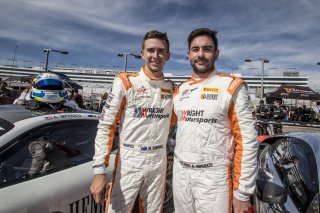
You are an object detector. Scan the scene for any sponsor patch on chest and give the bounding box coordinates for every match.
[200,94,218,100]
[202,87,220,93]
[135,86,151,99]
[200,87,219,100]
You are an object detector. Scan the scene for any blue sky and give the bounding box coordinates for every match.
[1,0,320,89]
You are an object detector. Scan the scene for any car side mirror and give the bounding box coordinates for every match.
[256,179,287,204]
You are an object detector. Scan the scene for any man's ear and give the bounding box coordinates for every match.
[214,49,219,60]
[166,52,170,61]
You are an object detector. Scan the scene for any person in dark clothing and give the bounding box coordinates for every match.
[256,100,270,119]
[99,92,108,112]
[0,81,13,104]
[271,99,286,134]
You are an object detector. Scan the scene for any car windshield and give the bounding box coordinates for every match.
[0,118,14,137]
[272,138,319,212]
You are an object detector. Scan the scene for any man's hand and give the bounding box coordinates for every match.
[233,197,252,213]
[90,174,107,204]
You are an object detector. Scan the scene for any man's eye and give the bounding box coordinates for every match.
[203,47,213,52]
[147,48,155,53]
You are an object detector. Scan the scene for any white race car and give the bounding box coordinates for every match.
[0,105,117,213]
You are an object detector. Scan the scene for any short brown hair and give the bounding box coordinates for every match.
[142,30,170,52]
[188,28,218,51]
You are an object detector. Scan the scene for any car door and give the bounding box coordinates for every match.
[256,137,319,213]
[0,119,117,213]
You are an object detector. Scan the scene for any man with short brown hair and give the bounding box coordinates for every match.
[90,30,174,212]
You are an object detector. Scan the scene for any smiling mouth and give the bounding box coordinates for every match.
[196,62,207,66]
[151,61,161,65]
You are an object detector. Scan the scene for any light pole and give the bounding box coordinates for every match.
[117,53,141,72]
[245,58,269,99]
[7,43,20,87]
[44,49,68,72]
[12,43,20,67]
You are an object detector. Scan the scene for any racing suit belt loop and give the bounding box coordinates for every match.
[122,143,164,152]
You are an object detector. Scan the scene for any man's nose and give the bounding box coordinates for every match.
[197,49,205,57]
[152,51,161,58]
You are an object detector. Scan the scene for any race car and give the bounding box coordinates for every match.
[254,132,320,213]
[0,104,116,213]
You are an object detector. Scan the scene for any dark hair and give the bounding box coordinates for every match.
[142,30,170,52]
[188,28,218,50]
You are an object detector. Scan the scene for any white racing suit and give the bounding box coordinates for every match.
[93,67,174,212]
[172,69,258,213]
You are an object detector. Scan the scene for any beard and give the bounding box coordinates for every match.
[190,58,215,74]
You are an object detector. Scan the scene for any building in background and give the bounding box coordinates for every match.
[0,65,309,101]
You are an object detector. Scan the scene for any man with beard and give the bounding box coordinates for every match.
[90,30,174,212]
[172,28,258,213]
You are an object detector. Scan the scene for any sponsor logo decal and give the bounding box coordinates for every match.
[137,86,147,93]
[191,87,198,92]
[135,86,151,99]
[178,109,217,124]
[182,89,191,97]
[161,88,172,94]
[59,114,81,118]
[134,107,169,119]
[69,194,105,213]
[44,114,81,120]
[200,94,218,100]
[202,87,219,93]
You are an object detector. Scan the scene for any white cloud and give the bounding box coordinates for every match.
[0,0,319,79]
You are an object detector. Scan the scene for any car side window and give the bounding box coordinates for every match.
[271,138,319,212]
[0,120,98,188]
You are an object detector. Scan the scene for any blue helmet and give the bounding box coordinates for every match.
[31,73,66,104]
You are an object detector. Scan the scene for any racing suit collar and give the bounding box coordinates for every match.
[190,67,217,85]
[141,65,164,81]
